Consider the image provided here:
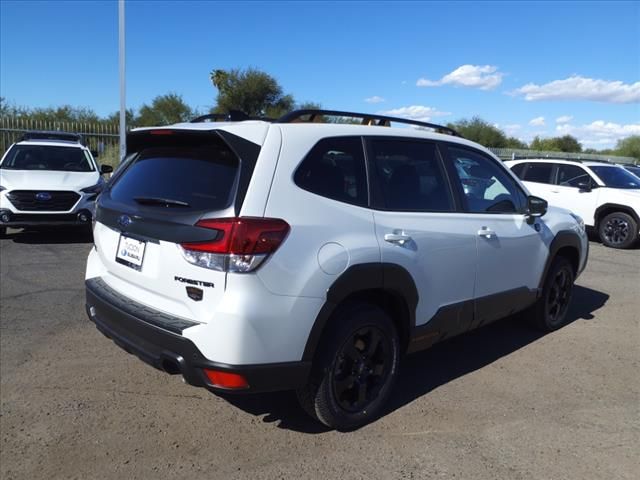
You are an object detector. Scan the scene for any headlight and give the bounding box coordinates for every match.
[570,213,585,234]
[80,182,104,195]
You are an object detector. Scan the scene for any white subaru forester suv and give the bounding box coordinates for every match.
[0,131,113,236]
[85,110,588,430]
[506,159,640,249]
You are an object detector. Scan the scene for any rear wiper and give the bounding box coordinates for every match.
[134,196,190,207]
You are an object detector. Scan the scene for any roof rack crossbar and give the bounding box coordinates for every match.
[277,109,461,137]
[190,110,276,123]
[19,131,85,144]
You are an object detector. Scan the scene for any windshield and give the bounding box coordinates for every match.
[0,145,95,172]
[590,166,640,189]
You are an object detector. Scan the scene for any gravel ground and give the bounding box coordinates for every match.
[1,228,638,480]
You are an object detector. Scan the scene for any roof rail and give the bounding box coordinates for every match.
[277,109,461,137]
[190,110,276,123]
[19,131,84,144]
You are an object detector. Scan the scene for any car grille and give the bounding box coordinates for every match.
[6,190,80,211]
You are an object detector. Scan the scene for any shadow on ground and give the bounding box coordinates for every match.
[2,227,93,245]
[224,285,609,433]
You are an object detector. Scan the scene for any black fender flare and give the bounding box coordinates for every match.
[594,203,640,227]
[301,263,418,362]
[538,230,583,290]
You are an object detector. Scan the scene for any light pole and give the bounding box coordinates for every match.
[118,0,126,163]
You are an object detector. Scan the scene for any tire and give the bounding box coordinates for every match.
[296,303,400,430]
[528,256,575,332]
[0,226,6,238]
[598,211,638,249]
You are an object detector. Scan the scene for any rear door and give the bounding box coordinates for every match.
[516,161,557,201]
[368,137,477,336]
[93,128,261,323]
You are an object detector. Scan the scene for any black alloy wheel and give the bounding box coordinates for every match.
[332,326,391,413]
[599,212,638,249]
[296,304,400,430]
[545,266,573,328]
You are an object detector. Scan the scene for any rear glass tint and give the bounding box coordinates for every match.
[109,144,239,211]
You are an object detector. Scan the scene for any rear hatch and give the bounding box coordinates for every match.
[93,127,263,323]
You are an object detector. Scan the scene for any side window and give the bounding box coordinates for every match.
[510,162,527,178]
[370,139,454,212]
[556,164,591,188]
[522,163,554,184]
[447,146,525,214]
[294,137,367,206]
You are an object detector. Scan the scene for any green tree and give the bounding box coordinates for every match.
[446,117,510,148]
[530,135,582,153]
[614,135,640,161]
[210,67,295,118]
[505,136,528,149]
[135,93,194,126]
[106,109,136,125]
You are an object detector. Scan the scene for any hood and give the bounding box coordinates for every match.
[0,169,100,192]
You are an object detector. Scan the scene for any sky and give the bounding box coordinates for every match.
[1,0,639,148]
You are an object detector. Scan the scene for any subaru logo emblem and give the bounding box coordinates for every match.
[35,192,52,201]
[117,215,132,228]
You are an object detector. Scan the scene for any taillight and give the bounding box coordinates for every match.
[179,217,290,273]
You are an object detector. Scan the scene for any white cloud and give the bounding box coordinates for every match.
[378,105,451,122]
[556,115,573,124]
[555,120,640,147]
[416,64,503,90]
[529,116,546,127]
[364,96,385,104]
[503,124,522,134]
[512,75,640,103]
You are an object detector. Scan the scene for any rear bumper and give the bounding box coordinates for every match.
[85,278,311,393]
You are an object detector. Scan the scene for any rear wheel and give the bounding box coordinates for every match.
[598,212,638,249]
[528,256,575,332]
[297,304,400,430]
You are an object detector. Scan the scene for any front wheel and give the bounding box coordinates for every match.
[598,212,638,249]
[528,256,575,332]
[297,304,400,430]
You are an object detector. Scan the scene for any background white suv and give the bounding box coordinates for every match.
[506,159,640,249]
[85,110,588,429]
[0,131,113,236]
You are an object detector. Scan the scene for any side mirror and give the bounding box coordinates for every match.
[526,195,547,224]
[100,164,113,174]
[577,181,593,192]
[91,149,99,158]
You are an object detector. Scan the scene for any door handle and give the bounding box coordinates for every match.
[550,190,560,193]
[477,227,495,239]
[384,232,412,245]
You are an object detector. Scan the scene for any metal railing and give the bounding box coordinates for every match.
[490,147,637,164]
[0,117,127,167]
[1,117,637,167]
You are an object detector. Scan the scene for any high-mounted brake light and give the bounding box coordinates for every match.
[149,129,174,135]
[179,217,290,273]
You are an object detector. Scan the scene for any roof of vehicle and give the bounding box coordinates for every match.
[505,158,621,168]
[131,120,496,159]
[14,139,88,149]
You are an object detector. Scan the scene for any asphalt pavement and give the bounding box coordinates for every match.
[1,228,638,479]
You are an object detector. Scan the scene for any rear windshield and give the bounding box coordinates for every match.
[109,145,239,211]
[1,145,94,172]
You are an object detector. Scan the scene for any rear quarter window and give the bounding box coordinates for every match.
[294,137,368,207]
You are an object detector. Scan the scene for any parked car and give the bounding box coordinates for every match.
[620,163,640,179]
[0,131,113,236]
[506,159,640,249]
[85,110,588,430]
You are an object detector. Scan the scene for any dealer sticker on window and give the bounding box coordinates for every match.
[116,235,146,270]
